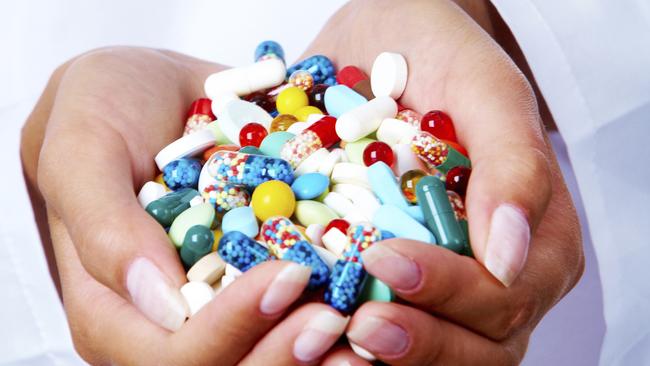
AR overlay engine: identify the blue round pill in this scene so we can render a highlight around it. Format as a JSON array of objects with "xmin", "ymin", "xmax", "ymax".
[{"xmin": 291, "ymin": 173, "xmax": 330, "ymax": 200}]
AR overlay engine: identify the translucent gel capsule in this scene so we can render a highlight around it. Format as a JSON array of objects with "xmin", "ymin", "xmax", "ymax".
[
  {"xmin": 270, "ymin": 114, "xmax": 298, "ymax": 133},
  {"xmin": 244, "ymin": 91, "xmax": 275, "ymax": 113},
  {"xmin": 309, "ymin": 84, "xmax": 329, "ymax": 112},
  {"xmin": 399, "ymin": 169, "xmax": 427, "ymax": 204},
  {"xmin": 201, "ymin": 182, "xmax": 250, "ymax": 214},
  {"xmin": 254, "ymin": 40, "xmax": 285, "ymax": 63},
  {"xmin": 288, "ymin": 70, "xmax": 315, "ymax": 93},
  {"xmin": 280, "ymin": 116, "xmax": 339, "ymax": 168},
  {"xmin": 410, "ymin": 131, "xmax": 471, "ymax": 174},
  {"xmin": 362, "ymin": 141, "xmax": 394, "ymax": 167},
  {"xmin": 218, "ymin": 231, "xmax": 272, "ymax": 272},
  {"xmin": 239, "ymin": 122, "xmax": 268, "ymax": 148},
  {"xmin": 206, "ymin": 150, "xmax": 294, "ymax": 188},
  {"xmin": 287, "ymin": 55, "xmax": 336, "ymax": 85},
  {"xmin": 420, "ymin": 110, "xmax": 457, "ymax": 142},
  {"xmin": 260, "ymin": 216, "xmax": 330, "ymax": 288},
  {"xmin": 183, "ymin": 98, "xmax": 215, "ymax": 136},
  {"xmin": 395, "ymin": 108, "xmax": 421, "ymax": 128},
  {"xmin": 445, "ymin": 166, "xmax": 471, "ymax": 197},
  {"xmin": 324, "ymin": 223, "xmax": 382, "ymax": 313}
]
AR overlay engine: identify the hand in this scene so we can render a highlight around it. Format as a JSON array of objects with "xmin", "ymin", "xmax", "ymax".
[
  {"xmin": 20, "ymin": 48, "xmax": 367, "ymax": 365},
  {"xmin": 302, "ymin": 0, "xmax": 584, "ymax": 364}
]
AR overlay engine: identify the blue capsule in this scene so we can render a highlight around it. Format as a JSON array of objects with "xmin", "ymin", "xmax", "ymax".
[
  {"xmin": 163, "ymin": 158, "xmax": 202, "ymax": 190},
  {"xmin": 206, "ymin": 150, "xmax": 294, "ymax": 188},
  {"xmin": 254, "ymin": 40, "xmax": 285, "ymax": 63},
  {"xmin": 287, "ymin": 55, "xmax": 336, "ymax": 86},
  {"xmin": 218, "ymin": 231, "xmax": 272, "ymax": 272},
  {"xmin": 282, "ymin": 241, "xmax": 330, "ymax": 289},
  {"xmin": 324, "ymin": 261, "xmax": 367, "ymax": 313}
]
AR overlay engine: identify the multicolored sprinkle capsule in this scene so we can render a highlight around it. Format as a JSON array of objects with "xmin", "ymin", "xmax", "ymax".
[
  {"xmin": 202, "ymin": 182, "xmax": 250, "ymax": 214},
  {"xmin": 206, "ymin": 150, "xmax": 294, "ymax": 188},
  {"xmin": 410, "ymin": 131, "xmax": 470, "ymax": 174}
]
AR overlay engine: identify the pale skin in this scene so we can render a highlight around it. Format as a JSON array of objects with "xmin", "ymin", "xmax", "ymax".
[{"xmin": 21, "ymin": 0, "xmax": 583, "ymax": 365}]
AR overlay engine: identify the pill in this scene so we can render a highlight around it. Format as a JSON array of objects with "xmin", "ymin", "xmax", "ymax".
[
  {"xmin": 311, "ymin": 244, "xmax": 337, "ymax": 269},
  {"xmin": 221, "ymin": 274, "xmax": 237, "ymax": 289},
  {"xmin": 337, "ymin": 65, "xmax": 374, "ymax": 100},
  {"xmin": 376, "ymin": 118, "xmax": 417, "ymax": 145},
  {"xmin": 420, "ymin": 110, "xmax": 458, "ymax": 142},
  {"xmin": 145, "ymin": 188, "xmax": 201, "ymax": 227},
  {"xmin": 367, "ymin": 162, "xmax": 409, "ymax": 209},
  {"xmin": 325, "ymin": 223, "xmax": 381, "ymax": 313},
  {"xmin": 344, "ymin": 138, "xmax": 376, "ymax": 165},
  {"xmin": 416, "ymin": 176, "xmax": 466, "ymax": 253},
  {"xmin": 155, "ymin": 128, "xmax": 216, "ymax": 171},
  {"xmin": 323, "ymin": 191, "xmax": 355, "ymax": 217},
  {"xmin": 293, "ymin": 105, "xmax": 322, "ymax": 122},
  {"xmin": 446, "ymin": 166, "xmax": 471, "ymax": 198},
  {"xmin": 370, "ymin": 52, "xmax": 408, "ymax": 99},
  {"xmin": 447, "ymin": 190, "xmax": 471, "ymax": 255},
  {"xmin": 251, "ymin": 180, "xmax": 296, "ymax": 221},
  {"xmin": 169, "ymin": 202, "xmax": 215, "ymax": 248},
  {"xmin": 305, "ymin": 223, "xmax": 325, "ymax": 247},
  {"xmin": 318, "ymin": 148, "xmax": 345, "ymax": 176},
  {"xmin": 308, "ymin": 84, "xmax": 329, "ymax": 111},
  {"xmin": 287, "ymin": 55, "xmax": 336, "ymax": 85},
  {"xmin": 280, "ymin": 115, "xmax": 338, "ymax": 168},
  {"xmin": 163, "ymin": 158, "xmax": 202, "ymax": 191},
  {"xmin": 206, "ymin": 150, "xmax": 294, "ymax": 188},
  {"xmin": 288, "ymin": 70, "xmax": 315, "ymax": 92},
  {"xmin": 221, "ymin": 206, "xmax": 259, "ymax": 238},
  {"xmin": 321, "ymin": 226, "xmax": 348, "ymax": 256},
  {"xmin": 358, "ymin": 275, "xmax": 394, "ymax": 303},
  {"xmin": 137, "ymin": 181, "xmax": 167, "ymax": 208},
  {"xmin": 331, "ymin": 163, "xmax": 371, "ymax": 189},
  {"xmin": 336, "ymin": 96, "xmax": 398, "ymax": 142},
  {"xmin": 404, "ymin": 204, "xmax": 425, "ymax": 224},
  {"xmin": 180, "ymin": 225, "xmax": 214, "ymax": 269},
  {"xmin": 210, "ymin": 92, "xmax": 240, "ymax": 118},
  {"xmin": 270, "ymin": 114, "xmax": 298, "ymax": 132},
  {"xmin": 183, "ymin": 98, "xmax": 215, "ymax": 136},
  {"xmin": 324, "ymin": 85, "xmax": 368, "ymax": 118},
  {"xmin": 286, "ymin": 121, "xmax": 310, "ymax": 134},
  {"xmin": 343, "ymin": 210, "xmax": 371, "ymax": 225},
  {"xmin": 411, "ymin": 131, "xmax": 471, "ymax": 174},
  {"xmin": 205, "ymin": 119, "xmax": 233, "ymax": 146},
  {"xmin": 254, "ymin": 40, "xmax": 285, "ymax": 63},
  {"xmin": 332, "ymin": 184, "xmax": 380, "ymax": 221},
  {"xmin": 276, "ymin": 86, "xmax": 309, "ymax": 115},
  {"xmin": 372, "ymin": 204, "xmax": 436, "ymax": 243},
  {"xmin": 216, "ymin": 99, "xmax": 273, "ymax": 145},
  {"xmin": 204, "ymin": 58, "xmax": 286, "ymax": 98},
  {"xmin": 295, "ymin": 200, "xmax": 339, "ymax": 227},
  {"xmin": 363, "ymin": 141, "xmax": 395, "ymax": 167},
  {"xmin": 186, "ymin": 252, "xmax": 226, "ymax": 285},
  {"xmin": 202, "ymin": 182, "xmax": 250, "ymax": 214},
  {"xmin": 239, "ymin": 122, "xmax": 268, "ymax": 148},
  {"xmin": 392, "ymin": 143, "xmax": 428, "ymax": 176},
  {"xmin": 181, "ymin": 281, "xmax": 215, "ymax": 316},
  {"xmin": 218, "ymin": 231, "xmax": 272, "ymax": 272},
  {"xmin": 225, "ymin": 263, "xmax": 243, "ymax": 277},
  {"xmin": 294, "ymin": 148, "xmax": 330, "ymax": 177},
  {"xmin": 291, "ymin": 173, "xmax": 329, "ymax": 200},
  {"xmin": 259, "ymin": 131, "xmax": 295, "ymax": 158}
]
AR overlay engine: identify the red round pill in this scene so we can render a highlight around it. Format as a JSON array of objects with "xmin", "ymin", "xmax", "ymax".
[
  {"xmin": 239, "ymin": 122, "xmax": 268, "ymax": 148},
  {"xmin": 446, "ymin": 166, "xmax": 471, "ymax": 197},
  {"xmin": 420, "ymin": 110, "xmax": 457, "ymax": 142},
  {"xmin": 363, "ymin": 141, "xmax": 395, "ymax": 167},
  {"xmin": 325, "ymin": 219, "xmax": 350, "ymax": 235}
]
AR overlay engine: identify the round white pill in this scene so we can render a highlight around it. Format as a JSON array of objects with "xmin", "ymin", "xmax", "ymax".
[
  {"xmin": 180, "ymin": 281, "xmax": 215, "ymax": 316},
  {"xmin": 154, "ymin": 128, "xmax": 215, "ymax": 171},
  {"xmin": 371, "ymin": 52, "xmax": 408, "ymax": 99}
]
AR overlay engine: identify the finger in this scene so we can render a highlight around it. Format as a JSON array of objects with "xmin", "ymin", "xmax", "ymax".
[
  {"xmin": 346, "ymin": 302, "xmax": 521, "ymax": 366},
  {"xmin": 239, "ymin": 303, "xmax": 349, "ymax": 365},
  {"xmin": 321, "ymin": 346, "xmax": 372, "ymax": 366},
  {"xmin": 171, "ymin": 261, "xmax": 313, "ymax": 365}
]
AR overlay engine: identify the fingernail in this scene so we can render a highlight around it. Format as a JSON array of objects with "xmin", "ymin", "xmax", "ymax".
[
  {"xmin": 346, "ymin": 316, "xmax": 409, "ymax": 356},
  {"xmin": 260, "ymin": 263, "xmax": 311, "ymax": 315},
  {"xmin": 361, "ymin": 244, "xmax": 420, "ymax": 291},
  {"xmin": 126, "ymin": 257, "xmax": 188, "ymax": 331},
  {"xmin": 293, "ymin": 311, "xmax": 349, "ymax": 362},
  {"xmin": 484, "ymin": 204, "xmax": 531, "ymax": 287}
]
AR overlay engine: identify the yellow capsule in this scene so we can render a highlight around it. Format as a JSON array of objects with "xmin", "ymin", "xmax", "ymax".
[
  {"xmin": 276, "ymin": 86, "xmax": 308, "ymax": 115},
  {"xmin": 294, "ymin": 105, "xmax": 322, "ymax": 122}
]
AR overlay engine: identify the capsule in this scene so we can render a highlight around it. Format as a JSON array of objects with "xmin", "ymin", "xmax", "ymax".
[
  {"xmin": 447, "ymin": 191, "xmax": 472, "ymax": 257},
  {"xmin": 280, "ymin": 116, "xmax": 339, "ymax": 168},
  {"xmin": 416, "ymin": 176, "xmax": 466, "ymax": 253},
  {"xmin": 183, "ymin": 98, "xmax": 215, "ymax": 136},
  {"xmin": 180, "ymin": 225, "xmax": 214, "ymax": 270},
  {"xmin": 254, "ymin": 40, "xmax": 285, "ymax": 63},
  {"xmin": 260, "ymin": 216, "xmax": 330, "ymax": 289},
  {"xmin": 336, "ymin": 65, "xmax": 374, "ymax": 100},
  {"xmin": 145, "ymin": 188, "xmax": 200, "ymax": 227},
  {"xmin": 204, "ymin": 58, "xmax": 286, "ymax": 98},
  {"xmin": 206, "ymin": 150, "xmax": 294, "ymax": 188},
  {"xmin": 286, "ymin": 55, "xmax": 336, "ymax": 85},
  {"xmin": 218, "ymin": 231, "xmax": 272, "ymax": 272},
  {"xmin": 335, "ymin": 96, "xmax": 398, "ymax": 143},
  {"xmin": 410, "ymin": 131, "xmax": 471, "ymax": 174},
  {"xmin": 201, "ymin": 182, "xmax": 250, "ymax": 214},
  {"xmin": 324, "ymin": 223, "xmax": 382, "ymax": 313}
]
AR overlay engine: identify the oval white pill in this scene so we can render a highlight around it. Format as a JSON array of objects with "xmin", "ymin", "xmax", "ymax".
[
  {"xmin": 155, "ymin": 128, "xmax": 215, "ymax": 171},
  {"xmin": 323, "ymin": 191, "xmax": 355, "ymax": 217},
  {"xmin": 371, "ymin": 52, "xmax": 408, "ymax": 99},
  {"xmin": 138, "ymin": 181, "xmax": 167, "ymax": 208},
  {"xmin": 180, "ymin": 281, "xmax": 215, "ymax": 316},
  {"xmin": 376, "ymin": 118, "xmax": 417, "ymax": 145},
  {"xmin": 331, "ymin": 162, "xmax": 371, "ymax": 188},
  {"xmin": 335, "ymin": 97, "xmax": 398, "ymax": 142},
  {"xmin": 186, "ymin": 252, "xmax": 226, "ymax": 285},
  {"xmin": 343, "ymin": 209, "xmax": 370, "ymax": 225},
  {"xmin": 211, "ymin": 92, "xmax": 239, "ymax": 116}
]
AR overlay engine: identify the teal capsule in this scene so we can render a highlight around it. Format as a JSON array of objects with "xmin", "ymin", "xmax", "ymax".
[
  {"xmin": 415, "ymin": 176, "xmax": 466, "ymax": 253},
  {"xmin": 145, "ymin": 188, "xmax": 200, "ymax": 227},
  {"xmin": 239, "ymin": 146, "xmax": 265, "ymax": 155},
  {"xmin": 180, "ymin": 225, "xmax": 214, "ymax": 269}
]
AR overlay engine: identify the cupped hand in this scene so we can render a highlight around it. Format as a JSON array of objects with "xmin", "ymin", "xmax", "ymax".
[{"xmin": 302, "ymin": 0, "xmax": 584, "ymax": 364}]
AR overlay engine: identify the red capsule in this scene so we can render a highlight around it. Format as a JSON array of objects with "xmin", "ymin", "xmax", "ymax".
[
  {"xmin": 363, "ymin": 141, "xmax": 395, "ymax": 167},
  {"xmin": 420, "ymin": 110, "xmax": 457, "ymax": 142},
  {"xmin": 239, "ymin": 122, "xmax": 268, "ymax": 148},
  {"xmin": 446, "ymin": 166, "xmax": 471, "ymax": 197},
  {"xmin": 325, "ymin": 219, "xmax": 350, "ymax": 235}
]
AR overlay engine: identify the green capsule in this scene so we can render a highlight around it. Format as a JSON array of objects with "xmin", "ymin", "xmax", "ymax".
[
  {"xmin": 416, "ymin": 176, "xmax": 466, "ymax": 253},
  {"xmin": 358, "ymin": 275, "xmax": 394, "ymax": 303},
  {"xmin": 180, "ymin": 225, "xmax": 214, "ymax": 269},
  {"xmin": 145, "ymin": 188, "xmax": 200, "ymax": 227}
]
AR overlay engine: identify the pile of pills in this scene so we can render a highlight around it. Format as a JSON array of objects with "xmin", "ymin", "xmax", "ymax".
[{"xmin": 138, "ymin": 40, "xmax": 472, "ymax": 334}]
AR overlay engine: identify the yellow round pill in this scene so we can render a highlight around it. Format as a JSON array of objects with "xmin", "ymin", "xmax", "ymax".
[
  {"xmin": 293, "ymin": 105, "xmax": 322, "ymax": 122},
  {"xmin": 276, "ymin": 86, "xmax": 308, "ymax": 115},
  {"xmin": 251, "ymin": 180, "xmax": 296, "ymax": 221}
]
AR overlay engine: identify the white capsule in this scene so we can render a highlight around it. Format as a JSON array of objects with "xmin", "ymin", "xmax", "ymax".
[
  {"xmin": 204, "ymin": 58, "xmax": 286, "ymax": 98},
  {"xmin": 376, "ymin": 118, "xmax": 417, "ymax": 145},
  {"xmin": 331, "ymin": 163, "xmax": 371, "ymax": 188},
  {"xmin": 335, "ymin": 96, "xmax": 398, "ymax": 142},
  {"xmin": 371, "ymin": 52, "xmax": 408, "ymax": 99},
  {"xmin": 318, "ymin": 148, "xmax": 346, "ymax": 177},
  {"xmin": 180, "ymin": 281, "xmax": 215, "ymax": 316}
]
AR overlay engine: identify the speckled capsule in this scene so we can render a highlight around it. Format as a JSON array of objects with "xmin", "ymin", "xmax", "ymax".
[
  {"xmin": 254, "ymin": 40, "xmax": 285, "ymax": 63},
  {"xmin": 206, "ymin": 150, "xmax": 294, "ymax": 188},
  {"xmin": 287, "ymin": 55, "xmax": 336, "ymax": 86},
  {"xmin": 163, "ymin": 158, "xmax": 202, "ymax": 190},
  {"xmin": 201, "ymin": 182, "xmax": 250, "ymax": 214},
  {"xmin": 217, "ymin": 231, "xmax": 272, "ymax": 272}
]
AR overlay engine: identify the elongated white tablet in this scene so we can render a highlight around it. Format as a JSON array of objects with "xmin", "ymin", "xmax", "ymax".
[
  {"xmin": 335, "ymin": 96, "xmax": 397, "ymax": 142},
  {"xmin": 217, "ymin": 99, "xmax": 272, "ymax": 145},
  {"xmin": 204, "ymin": 58, "xmax": 286, "ymax": 98},
  {"xmin": 317, "ymin": 148, "xmax": 345, "ymax": 177},
  {"xmin": 186, "ymin": 252, "xmax": 226, "ymax": 285},
  {"xmin": 371, "ymin": 52, "xmax": 408, "ymax": 99},
  {"xmin": 180, "ymin": 281, "xmax": 215, "ymax": 316},
  {"xmin": 376, "ymin": 118, "xmax": 418, "ymax": 145},
  {"xmin": 332, "ymin": 184, "xmax": 380, "ymax": 219},
  {"xmin": 342, "ymin": 209, "xmax": 371, "ymax": 225},
  {"xmin": 138, "ymin": 181, "xmax": 167, "ymax": 208},
  {"xmin": 323, "ymin": 191, "xmax": 355, "ymax": 217},
  {"xmin": 295, "ymin": 148, "xmax": 330, "ymax": 176},
  {"xmin": 155, "ymin": 128, "xmax": 215, "ymax": 170},
  {"xmin": 331, "ymin": 162, "xmax": 371, "ymax": 188}
]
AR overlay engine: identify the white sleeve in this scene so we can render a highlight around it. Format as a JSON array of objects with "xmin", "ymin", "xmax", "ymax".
[{"xmin": 489, "ymin": 1, "xmax": 650, "ymax": 365}]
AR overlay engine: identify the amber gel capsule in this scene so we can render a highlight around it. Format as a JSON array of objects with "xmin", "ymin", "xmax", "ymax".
[{"xmin": 415, "ymin": 176, "xmax": 466, "ymax": 253}]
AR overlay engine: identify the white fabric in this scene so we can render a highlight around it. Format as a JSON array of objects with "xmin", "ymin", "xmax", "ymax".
[{"xmin": 490, "ymin": 1, "xmax": 650, "ymax": 365}]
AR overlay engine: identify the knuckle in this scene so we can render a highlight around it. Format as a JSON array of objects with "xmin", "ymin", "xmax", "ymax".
[{"xmin": 495, "ymin": 296, "xmax": 539, "ymax": 341}]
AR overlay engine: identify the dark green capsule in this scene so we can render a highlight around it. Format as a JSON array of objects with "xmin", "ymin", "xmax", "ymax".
[
  {"xmin": 145, "ymin": 188, "xmax": 200, "ymax": 227},
  {"xmin": 437, "ymin": 145, "xmax": 471, "ymax": 174},
  {"xmin": 180, "ymin": 225, "xmax": 214, "ymax": 269},
  {"xmin": 416, "ymin": 176, "xmax": 466, "ymax": 253}
]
